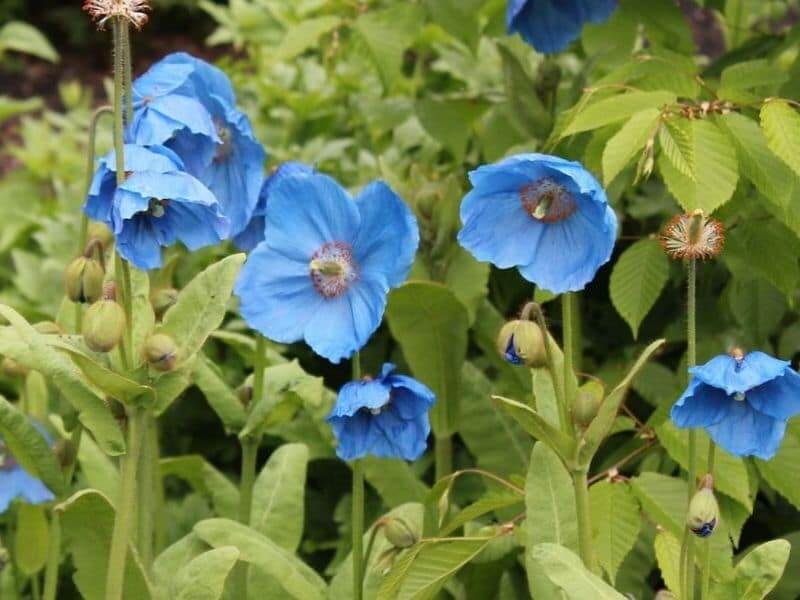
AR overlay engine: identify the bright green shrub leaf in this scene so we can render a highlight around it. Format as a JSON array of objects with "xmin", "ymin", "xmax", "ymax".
[
  {"xmin": 602, "ymin": 109, "xmax": 660, "ymax": 185},
  {"xmin": 772, "ymin": 531, "xmax": 800, "ymax": 600},
  {"xmin": 386, "ymin": 282, "xmax": 469, "ymax": 436},
  {"xmin": 160, "ymin": 456, "xmax": 239, "ymax": 520},
  {"xmin": 14, "ymin": 504, "xmax": 49, "ymax": 575},
  {"xmin": 173, "ymin": 546, "xmax": 239, "ymax": 600},
  {"xmin": 0, "ymin": 21, "xmax": 58, "ymax": 62},
  {"xmin": 530, "ymin": 543, "xmax": 625, "ymax": 599},
  {"xmin": 563, "ymin": 90, "xmax": 675, "ymax": 136},
  {"xmin": 250, "ymin": 443, "xmax": 309, "ymax": 552},
  {"xmin": 710, "ymin": 540, "xmax": 791, "ymax": 600},
  {"xmin": 0, "ymin": 95, "xmax": 43, "ymax": 123},
  {"xmin": 658, "ymin": 117, "xmax": 696, "ymax": 180},
  {"xmin": 658, "ymin": 119, "xmax": 739, "ymax": 213},
  {"xmin": 756, "ymin": 421, "xmax": 800, "ymax": 510},
  {"xmin": 275, "ymin": 16, "xmax": 340, "ymax": 60},
  {"xmin": 654, "ymin": 529, "xmax": 682, "ymax": 596},
  {"xmin": 609, "ymin": 239, "xmax": 669, "ymax": 339},
  {"xmin": 394, "ymin": 539, "xmax": 491, "ymax": 599},
  {"xmin": 719, "ymin": 59, "xmax": 788, "ymax": 102},
  {"xmin": 589, "ymin": 481, "xmax": 641, "ymax": 584},
  {"xmin": 425, "ymin": 0, "xmax": 481, "ymax": 50},
  {"xmin": 191, "ymin": 354, "xmax": 246, "ymax": 434},
  {"xmin": 761, "ymin": 100, "xmax": 800, "ymax": 179}
]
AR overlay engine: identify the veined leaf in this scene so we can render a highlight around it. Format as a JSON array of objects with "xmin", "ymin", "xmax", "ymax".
[
  {"xmin": 14, "ymin": 504, "xmax": 49, "ymax": 575},
  {"xmin": 654, "ymin": 529, "xmax": 682, "ymax": 595},
  {"xmin": 609, "ymin": 239, "xmax": 669, "ymax": 339},
  {"xmin": 756, "ymin": 420, "xmax": 800, "ymax": 510},
  {"xmin": 563, "ymin": 90, "xmax": 675, "ymax": 136},
  {"xmin": 658, "ymin": 117, "xmax": 695, "ymax": 180},
  {"xmin": 160, "ymin": 456, "xmax": 239, "ymax": 520},
  {"xmin": 275, "ymin": 16, "xmax": 340, "ymax": 60},
  {"xmin": 761, "ymin": 100, "xmax": 800, "ymax": 178},
  {"xmin": 710, "ymin": 540, "xmax": 791, "ymax": 600},
  {"xmin": 526, "ymin": 443, "xmax": 578, "ymax": 552},
  {"xmin": 719, "ymin": 59, "xmax": 787, "ymax": 102},
  {"xmin": 602, "ymin": 109, "xmax": 660, "ymax": 185},
  {"xmin": 590, "ymin": 481, "xmax": 641, "ymax": 584},
  {"xmin": 152, "ymin": 533, "xmax": 209, "ymax": 599},
  {"xmin": 493, "ymin": 396, "xmax": 576, "ymax": 464},
  {"xmin": 530, "ymin": 543, "xmax": 625, "ymax": 599},
  {"xmin": 173, "ymin": 546, "xmax": 239, "ymax": 600},
  {"xmin": 441, "ymin": 490, "xmax": 522, "ymax": 536}
]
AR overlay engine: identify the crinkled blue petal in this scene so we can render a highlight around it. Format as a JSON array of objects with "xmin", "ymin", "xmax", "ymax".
[
  {"xmin": 353, "ymin": 181, "xmax": 419, "ymax": 286},
  {"xmin": 161, "ymin": 199, "xmax": 230, "ymax": 250},
  {"xmin": 745, "ymin": 369, "xmax": 800, "ymax": 421},
  {"xmin": 232, "ymin": 216, "xmax": 266, "ymax": 252},
  {"xmin": 690, "ymin": 352, "xmax": 791, "ymax": 395},
  {"xmin": 133, "ymin": 60, "xmax": 195, "ymax": 101},
  {"xmin": 705, "ymin": 400, "xmax": 787, "ymax": 460},
  {"xmin": 576, "ymin": 0, "xmax": 618, "ymax": 23},
  {"xmin": 129, "ymin": 94, "xmax": 218, "ymax": 150},
  {"xmin": 115, "ymin": 217, "xmax": 168, "ymax": 270},
  {"xmin": 507, "ymin": 0, "xmax": 616, "ymax": 53},
  {"xmin": 327, "ymin": 412, "xmax": 373, "ymax": 461},
  {"xmin": 670, "ymin": 378, "xmax": 733, "ymax": 428},
  {"xmin": 372, "ymin": 406, "xmax": 429, "ymax": 461},
  {"xmin": 328, "ymin": 379, "xmax": 391, "ymax": 418}
]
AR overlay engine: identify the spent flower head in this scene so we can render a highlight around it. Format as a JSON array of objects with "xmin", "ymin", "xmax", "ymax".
[
  {"xmin": 83, "ymin": 0, "xmax": 150, "ymax": 30},
  {"xmin": 660, "ymin": 209, "xmax": 724, "ymax": 261}
]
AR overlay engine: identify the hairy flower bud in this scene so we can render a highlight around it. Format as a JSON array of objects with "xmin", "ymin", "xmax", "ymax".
[
  {"xmin": 383, "ymin": 518, "xmax": 417, "ymax": 549},
  {"xmin": 143, "ymin": 333, "xmax": 178, "ymax": 372},
  {"xmin": 1, "ymin": 357, "xmax": 29, "ymax": 378},
  {"xmin": 64, "ymin": 256, "xmax": 105, "ymax": 304},
  {"xmin": 151, "ymin": 288, "xmax": 178, "ymax": 319},
  {"xmin": 53, "ymin": 438, "xmax": 77, "ymax": 469},
  {"xmin": 496, "ymin": 320, "xmax": 547, "ymax": 367},
  {"xmin": 573, "ymin": 388, "xmax": 602, "ymax": 429},
  {"xmin": 87, "ymin": 222, "xmax": 113, "ymax": 249},
  {"xmin": 82, "ymin": 293, "xmax": 126, "ymax": 353},
  {"xmin": 687, "ymin": 475, "xmax": 719, "ymax": 538}
]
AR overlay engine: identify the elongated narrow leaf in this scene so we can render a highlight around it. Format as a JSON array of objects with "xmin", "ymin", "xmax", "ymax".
[
  {"xmin": 589, "ymin": 481, "xmax": 641, "ymax": 584},
  {"xmin": 603, "ymin": 109, "xmax": 660, "ymax": 184},
  {"xmin": 441, "ymin": 490, "xmax": 522, "ymax": 536},
  {"xmin": 609, "ymin": 240, "xmax": 669, "ymax": 338},
  {"xmin": 193, "ymin": 354, "xmax": 246, "ymax": 434},
  {"xmin": 362, "ymin": 456, "xmax": 429, "ymax": 506},
  {"xmin": 14, "ymin": 504, "xmax": 49, "ymax": 575},
  {"xmin": 160, "ymin": 456, "xmax": 239, "ymax": 520},
  {"xmin": 530, "ymin": 543, "xmax": 625, "ymax": 599},
  {"xmin": 152, "ymin": 533, "xmax": 209, "ymax": 599},
  {"xmin": 563, "ymin": 90, "xmax": 675, "ymax": 136},
  {"xmin": 761, "ymin": 100, "xmax": 800, "ymax": 178},
  {"xmin": 526, "ymin": 443, "xmax": 578, "ymax": 551},
  {"xmin": 493, "ymin": 396, "xmax": 575, "ymax": 465},
  {"xmin": 173, "ymin": 546, "xmax": 239, "ymax": 600}
]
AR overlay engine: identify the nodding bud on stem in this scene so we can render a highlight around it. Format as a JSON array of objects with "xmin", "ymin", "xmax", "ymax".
[
  {"xmin": 383, "ymin": 518, "xmax": 417, "ymax": 549},
  {"xmin": 82, "ymin": 283, "xmax": 126, "ymax": 353},
  {"xmin": 151, "ymin": 287, "xmax": 178, "ymax": 319},
  {"xmin": 687, "ymin": 474, "xmax": 719, "ymax": 538},
  {"xmin": 65, "ymin": 256, "xmax": 105, "ymax": 304},
  {"xmin": 87, "ymin": 222, "xmax": 113, "ymax": 249},
  {"xmin": 143, "ymin": 333, "xmax": 178, "ymax": 372},
  {"xmin": 496, "ymin": 320, "xmax": 547, "ymax": 367},
  {"xmin": 572, "ymin": 387, "xmax": 602, "ymax": 429}
]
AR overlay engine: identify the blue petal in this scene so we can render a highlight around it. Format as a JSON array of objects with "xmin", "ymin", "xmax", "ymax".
[
  {"xmin": 328, "ymin": 412, "xmax": 373, "ymax": 461},
  {"xmin": 130, "ymin": 94, "xmax": 218, "ymax": 148},
  {"xmin": 691, "ymin": 352, "xmax": 790, "ymax": 395},
  {"xmin": 705, "ymin": 400, "xmax": 787, "ymax": 460},
  {"xmin": 133, "ymin": 59, "xmax": 195, "ymax": 101},
  {"xmin": 372, "ymin": 407, "xmax": 429, "ymax": 461},
  {"xmin": 101, "ymin": 144, "xmax": 183, "ymax": 175},
  {"xmin": 576, "ymin": 0, "xmax": 618, "ymax": 23},
  {"xmin": 353, "ymin": 181, "xmax": 419, "ymax": 287},
  {"xmin": 670, "ymin": 379, "xmax": 733, "ymax": 428},
  {"xmin": 162, "ymin": 201, "xmax": 230, "ymax": 250},
  {"xmin": 327, "ymin": 379, "xmax": 391, "ymax": 418},
  {"xmin": 15, "ymin": 470, "xmax": 55, "ymax": 505},
  {"xmin": 507, "ymin": 0, "xmax": 585, "ymax": 54},
  {"xmin": 745, "ymin": 369, "xmax": 800, "ymax": 420},
  {"xmin": 233, "ymin": 215, "xmax": 266, "ymax": 252},
  {"xmin": 0, "ymin": 470, "xmax": 17, "ymax": 513},
  {"xmin": 384, "ymin": 375, "xmax": 436, "ymax": 420},
  {"xmin": 161, "ymin": 52, "xmax": 237, "ymax": 109},
  {"xmin": 116, "ymin": 217, "xmax": 166, "ymax": 270}
]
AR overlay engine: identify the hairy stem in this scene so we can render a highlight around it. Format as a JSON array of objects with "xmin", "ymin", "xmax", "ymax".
[
  {"xmin": 572, "ymin": 467, "xmax": 596, "ymax": 570},
  {"xmin": 701, "ymin": 442, "xmax": 717, "ymax": 599},
  {"xmin": 683, "ymin": 258, "xmax": 698, "ymax": 600}
]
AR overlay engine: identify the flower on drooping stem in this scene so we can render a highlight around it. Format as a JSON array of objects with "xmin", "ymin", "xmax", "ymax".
[
  {"xmin": 326, "ymin": 363, "xmax": 435, "ymax": 461},
  {"xmin": 234, "ymin": 171, "xmax": 418, "ymax": 363},
  {"xmin": 660, "ymin": 209, "xmax": 724, "ymax": 261},
  {"xmin": 458, "ymin": 153, "xmax": 617, "ymax": 294},
  {"xmin": 687, "ymin": 474, "xmax": 720, "ymax": 538},
  {"xmin": 507, "ymin": 0, "xmax": 618, "ymax": 54},
  {"xmin": 0, "ymin": 421, "xmax": 55, "ymax": 513},
  {"xmin": 671, "ymin": 348, "xmax": 800, "ymax": 459},
  {"xmin": 83, "ymin": 0, "xmax": 150, "ymax": 30}
]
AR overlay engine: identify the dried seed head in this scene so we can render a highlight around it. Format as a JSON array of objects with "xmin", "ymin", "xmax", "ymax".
[
  {"xmin": 83, "ymin": 0, "xmax": 150, "ymax": 30},
  {"xmin": 660, "ymin": 210, "xmax": 724, "ymax": 261}
]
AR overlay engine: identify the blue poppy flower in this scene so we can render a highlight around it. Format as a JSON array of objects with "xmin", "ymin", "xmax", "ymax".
[
  {"xmin": 233, "ymin": 162, "xmax": 316, "ymax": 252},
  {"xmin": 458, "ymin": 153, "xmax": 616, "ymax": 294},
  {"xmin": 234, "ymin": 172, "xmax": 418, "ymax": 363},
  {"xmin": 0, "ymin": 424, "xmax": 55, "ymax": 513},
  {"xmin": 132, "ymin": 52, "xmax": 266, "ymax": 238},
  {"xmin": 85, "ymin": 144, "xmax": 230, "ymax": 270},
  {"xmin": 671, "ymin": 351, "xmax": 800, "ymax": 460},
  {"xmin": 326, "ymin": 363, "xmax": 436, "ymax": 461},
  {"xmin": 507, "ymin": 0, "xmax": 618, "ymax": 54}
]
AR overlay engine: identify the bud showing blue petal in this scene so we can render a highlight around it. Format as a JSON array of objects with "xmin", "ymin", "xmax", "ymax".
[
  {"xmin": 687, "ymin": 475, "xmax": 719, "ymax": 538},
  {"xmin": 143, "ymin": 333, "xmax": 178, "ymax": 372},
  {"xmin": 496, "ymin": 320, "xmax": 547, "ymax": 367}
]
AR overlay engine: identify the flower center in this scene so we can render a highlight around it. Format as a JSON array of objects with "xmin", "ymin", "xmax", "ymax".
[
  {"xmin": 148, "ymin": 198, "xmax": 169, "ymax": 218},
  {"xmin": 520, "ymin": 178, "xmax": 576, "ymax": 223},
  {"xmin": 309, "ymin": 241, "xmax": 358, "ymax": 298},
  {"xmin": 734, "ymin": 392, "xmax": 746, "ymax": 402},
  {"xmin": 214, "ymin": 120, "xmax": 233, "ymax": 162}
]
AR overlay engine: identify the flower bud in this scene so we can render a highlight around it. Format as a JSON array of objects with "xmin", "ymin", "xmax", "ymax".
[
  {"xmin": 1, "ymin": 357, "xmax": 29, "ymax": 378},
  {"xmin": 143, "ymin": 333, "xmax": 178, "ymax": 372},
  {"xmin": 687, "ymin": 475, "xmax": 719, "ymax": 538},
  {"xmin": 53, "ymin": 438, "xmax": 77, "ymax": 469},
  {"xmin": 106, "ymin": 398, "xmax": 127, "ymax": 425},
  {"xmin": 383, "ymin": 518, "xmax": 417, "ymax": 549},
  {"xmin": 82, "ymin": 294, "xmax": 126, "ymax": 353},
  {"xmin": 87, "ymin": 222, "xmax": 113, "ymax": 249},
  {"xmin": 573, "ymin": 388, "xmax": 602, "ymax": 429},
  {"xmin": 496, "ymin": 320, "xmax": 547, "ymax": 367},
  {"xmin": 64, "ymin": 256, "xmax": 105, "ymax": 304},
  {"xmin": 237, "ymin": 384, "xmax": 253, "ymax": 408},
  {"xmin": 151, "ymin": 287, "xmax": 178, "ymax": 319},
  {"xmin": 33, "ymin": 321, "xmax": 62, "ymax": 335}
]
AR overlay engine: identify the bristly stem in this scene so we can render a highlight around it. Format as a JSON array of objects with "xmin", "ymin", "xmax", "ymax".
[
  {"xmin": 561, "ymin": 293, "xmax": 577, "ymax": 422},
  {"xmin": 351, "ymin": 352, "xmax": 365, "ymax": 600},
  {"xmin": 682, "ymin": 258, "xmax": 698, "ymax": 600}
]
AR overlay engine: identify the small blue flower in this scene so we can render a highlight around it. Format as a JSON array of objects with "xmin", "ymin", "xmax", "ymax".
[
  {"xmin": 671, "ymin": 350, "xmax": 800, "ymax": 460},
  {"xmin": 458, "ymin": 153, "xmax": 616, "ymax": 294},
  {"xmin": 234, "ymin": 171, "xmax": 418, "ymax": 363},
  {"xmin": 85, "ymin": 144, "xmax": 230, "ymax": 270},
  {"xmin": 132, "ymin": 52, "xmax": 266, "ymax": 238},
  {"xmin": 507, "ymin": 0, "xmax": 617, "ymax": 54},
  {"xmin": 0, "ymin": 424, "xmax": 55, "ymax": 513},
  {"xmin": 233, "ymin": 162, "xmax": 316, "ymax": 252},
  {"xmin": 327, "ymin": 363, "xmax": 435, "ymax": 461}
]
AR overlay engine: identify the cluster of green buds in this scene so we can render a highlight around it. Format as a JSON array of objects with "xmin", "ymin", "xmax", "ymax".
[
  {"xmin": 687, "ymin": 474, "xmax": 720, "ymax": 538},
  {"xmin": 496, "ymin": 303, "xmax": 548, "ymax": 368},
  {"xmin": 83, "ymin": 282, "xmax": 126, "ymax": 353},
  {"xmin": 143, "ymin": 333, "xmax": 178, "ymax": 372},
  {"xmin": 372, "ymin": 517, "xmax": 418, "ymax": 575}
]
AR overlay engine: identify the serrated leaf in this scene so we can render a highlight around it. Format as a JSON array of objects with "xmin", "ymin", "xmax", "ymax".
[
  {"xmin": 609, "ymin": 239, "xmax": 669, "ymax": 338},
  {"xmin": 719, "ymin": 59, "xmax": 787, "ymax": 102},
  {"xmin": 761, "ymin": 100, "xmax": 800, "ymax": 178},
  {"xmin": 654, "ymin": 529, "xmax": 682, "ymax": 595},
  {"xmin": 173, "ymin": 546, "xmax": 239, "ymax": 600},
  {"xmin": 563, "ymin": 90, "xmax": 675, "ymax": 136},
  {"xmin": 530, "ymin": 543, "xmax": 625, "ymax": 599},
  {"xmin": 658, "ymin": 117, "xmax": 695, "ymax": 180},
  {"xmin": 14, "ymin": 504, "xmax": 49, "ymax": 575},
  {"xmin": 658, "ymin": 119, "xmax": 739, "ymax": 213},
  {"xmin": 395, "ymin": 539, "xmax": 491, "ymax": 599},
  {"xmin": 602, "ymin": 109, "xmax": 660, "ymax": 185},
  {"xmin": 711, "ymin": 540, "xmax": 791, "ymax": 600},
  {"xmin": 590, "ymin": 481, "xmax": 641, "ymax": 584}
]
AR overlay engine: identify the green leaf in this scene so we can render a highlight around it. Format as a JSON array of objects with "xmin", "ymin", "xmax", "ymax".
[
  {"xmin": 711, "ymin": 540, "xmax": 791, "ymax": 600},
  {"xmin": 416, "ymin": 97, "xmax": 488, "ymax": 160},
  {"xmin": 727, "ymin": 277, "xmax": 787, "ymax": 345},
  {"xmin": 158, "ymin": 254, "xmax": 245, "ymax": 367},
  {"xmin": 658, "ymin": 117, "xmax": 696, "ymax": 180},
  {"xmin": 386, "ymin": 282, "xmax": 469, "ymax": 436},
  {"xmin": 441, "ymin": 490, "xmax": 522, "ymax": 536},
  {"xmin": 658, "ymin": 119, "xmax": 739, "ymax": 213},
  {"xmin": 756, "ymin": 420, "xmax": 800, "ymax": 510},
  {"xmin": 173, "ymin": 546, "xmax": 239, "ymax": 600},
  {"xmin": 0, "ymin": 95, "xmax": 43, "ymax": 123},
  {"xmin": 654, "ymin": 529, "xmax": 682, "ymax": 595},
  {"xmin": 771, "ymin": 531, "xmax": 800, "ymax": 600},
  {"xmin": 602, "ymin": 109, "xmax": 660, "ymax": 185},
  {"xmin": 250, "ymin": 443, "xmax": 309, "ymax": 552},
  {"xmin": 425, "ymin": 0, "xmax": 480, "ymax": 49},
  {"xmin": 761, "ymin": 100, "xmax": 800, "ymax": 179},
  {"xmin": 492, "ymin": 396, "xmax": 576, "ymax": 464},
  {"xmin": 0, "ymin": 21, "xmax": 58, "ymax": 62},
  {"xmin": 160, "ymin": 456, "xmax": 240, "ymax": 520},
  {"xmin": 530, "ymin": 543, "xmax": 625, "ymax": 599},
  {"xmin": 719, "ymin": 59, "xmax": 787, "ymax": 102},
  {"xmin": 59, "ymin": 490, "xmax": 152, "ymax": 600},
  {"xmin": 609, "ymin": 239, "xmax": 669, "ymax": 338},
  {"xmin": 362, "ymin": 457, "xmax": 429, "ymax": 506},
  {"xmin": 442, "ymin": 246, "xmax": 489, "ymax": 326},
  {"xmin": 563, "ymin": 91, "xmax": 675, "ymax": 136},
  {"xmin": 394, "ymin": 539, "xmax": 492, "ymax": 599},
  {"xmin": 194, "ymin": 518, "xmax": 327, "ymax": 600},
  {"xmin": 496, "ymin": 44, "xmax": 551, "ymax": 139},
  {"xmin": 14, "ymin": 504, "xmax": 49, "ymax": 575},
  {"xmin": 152, "ymin": 533, "xmax": 209, "ymax": 599},
  {"xmin": 0, "ymin": 395, "xmax": 65, "ymax": 496},
  {"xmin": 526, "ymin": 442, "xmax": 578, "ymax": 551},
  {"xmin": 275, "ymin": 16, "xmax": 340, "ymax": 60},
  {"xmin": 589, "ymin": 481, "xmax": 641, "ymax": 584}
]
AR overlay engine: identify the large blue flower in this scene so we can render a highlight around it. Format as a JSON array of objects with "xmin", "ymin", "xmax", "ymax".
[
  {"xmin": 507, "ymin": 0, "xmax": 617, "ymax": 54},
  {"xmin": 327, "ymin": 363, "xmax": 435, "ymax": 461},
  {"xmin": 458, "ymin": 153, "xmax": 616, "ymax": 294},
  {"xmin": 85, "ymin": 144, "xmax": 229, "ymax": 270},
  {"xmin": 0, "ymin": 424, "xmax": 55, "ymax": 513},
  {"xmin": 233, "ymin": 162, "xmax": 316, "ymax": 252},
  {"xmin": 234, "ymin": 171, "xmax": 418, "ymax": 363},
  {"xmin": 132, "ymin": 52, "xmax": 266, "ymax": 238},
  {"xmin": 671, "ymin": 351, "xmax": 800, "ymax": 460}
]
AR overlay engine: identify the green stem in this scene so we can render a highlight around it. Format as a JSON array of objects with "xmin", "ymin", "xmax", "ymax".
[
  {"xmin": 528, "ymin": 303, "xmax": 569, "ymax": 432},
  {"xmin": 435, "ymin": 437, "xmax": 453, "ymax": 482},
  {"xmin": 137, "ymin": 411, "xmax": 155, "ymax": 571},
  {"xmin": 112, "ymin": 19, "xmax": 125, "ymax": 188},
  {"xmin": 571, "ymin": 467, "xmax": 596, "ymax": 570},
  {"xmin": 120, "ymin": 259, "xmax": 134, "ymax": 363},
  {"xmin": 42, "ymin": 512, "xmax": 60, "ymax": 600},
  {"xmin": 363, "ymin": 521, "xmax": 385, "ymax": 575},
  {"xmin": 32, "ymin": 574, "xmax": 41, "ymax": 600},
  {"xmin": 701, "ymin": 442, "xmax": 716, "ymax": 599},
  {"xmin": 120, "ymin": 23, "xmax": 133, "ymax": 124},
  {"xmin": 151, "ymin": 421, "xmax": 166, "ymax": 557},
  {"xmin": 352, "ymin": 459, "xmax": 365, "ymax": 600},
  {"xmin": 562, "ymin": 293, "xmax": 577, "ymax": 420},
  {"xmin": 104, "ymin": 407, "xmax": 145, "ymax": 600},
  {"xmin": 685, "ymin": 258, "xmax": 698, "ymax": 600}
]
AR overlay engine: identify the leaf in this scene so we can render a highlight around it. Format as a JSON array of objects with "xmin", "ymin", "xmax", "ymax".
[
  {"xmin": 59, "ymin": 490, "xmax": 152, "ymax": 600},
  {"xmin": 14, "ymin": 504, "xmax": 49, "ymax": 575},
  {"xmin": 727, "ymin": 277, "xmax": 787, "ymax": 345},
  {"xmin": 0, "ymin": 21, "xmax": 58, "ymax": 62},
  {"xmin": 158, "ymin": 254, "xmax": 245, "ymax": 367},
  {"xmin": 193, "ymin": 354, "xmax": 247, "ymax": 434},
  {"xmin": 0, "ymin": 395, "xmax": 64, "ymax": 496},
  {"xmin": 424, "ymin": 0, "xmax": 480, "ymax": 49},
  {"xmin": 173, "ymin": 546, "xmax": 239, "ymax": 600},
  {"xmin": 0, "ymin": 95, "xmax": 43, "ymax": 123},
  {"xmin": 761, "ymin": 100, "xmax": 800, "ymax": 179},
  {"xmin": 589, "ymin": 481, "xmax": 641, "ymax": 584},
  {"xmin": 563, "ymin": 90, "xmax": 675, "ymax": 136},
  {"xmin": 609, "ymin": 239, "xmax": 669, "ymax": 338},
  {"xmin": 386, "ymin": 282, "xmax": 469, "ymax": 436},
  {"xmin": 771, "ymin": 531, "xmax": 800, "ymax": 600},
  {"xmin": 658, "ymin": 117, "xmax": 696, "ymax": 180},
  {"xmin": 654, "ymin": 529, "xmax": 682, "ymax": 595},
  {"xmin": 160, "ymin": 456, "xmax": 240, "ymax": 520},
  {"xmin": 415, "ymin": 97, "xmax": 489, "ymax": 160},
  {"xmin": 756, "ymin": 420, "xmax": 800, "ymax": 510},
  {"xmin": 496, "ymin": 44, "xmax": 551, "ymax": 139},
  {"xmin": 194, "ymin": 518, "xmax": 327, "ymax": 600},
  {"xmin": 526, "ymin": 443, "xmax": 578, "ymax": 552},
  {"xmin": 441, "ymin": 490, "xmax": 522, "ymax": 536},
  {"xmin": 711, "ymin": 540, "xmax": 791, "ymax": 600},
  {"xmin": 530, "ymin": 543, "xmax": 626, "ymax": 599},
  {"xmin": 250, "ymin": 443, "xmax": 309, "ymax": 552},
  {"xmin": 719, "ymin": 59, "xmax": 787, "ymax": 101},
  {"xmin": 152, "ymin": 533, "xmax": 209, "ymax": 599},
  {"xmin": 602, "ymin": 109, "xmax": 660, "ymax": 185},
  {"xmin": 275, "ymin": 16, "xmax": 340, "ymax": 60},
  {"xmin": 394, "ymin": 539, "xmax": 492, "ymax": 599},
  {"xmin": 492, "ymin": 396, "xmax": 576, "ymax": 465},
  {"xmin": 658, "ymin": 119, "xmax": 739, "ymax": 213},
  {"xmin": 362, "ymin": 457, "xmax": 429, "ymax": 506}
]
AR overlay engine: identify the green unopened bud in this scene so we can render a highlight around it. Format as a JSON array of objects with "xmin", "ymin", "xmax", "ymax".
[
  {"xmin": 687, "ymin": 475, "xmax": 719, "ymax": 538},
  {"xmin": 33, "ymin": 321, "xmax": 62, "ymax": 335},
  {"xmin": 87, "ymin": 222, "xmax": 113, "ymax": 249},
  {"xmin": 64, "ymin": 256, "xmax": 105, "ymax": 304},
  {"xmin": 383, "ymin": 518, "xmax": 417, "ymax": 549},
  {"xmin": 496, "ymin": 320, "xmax": 547, "ymax": 367},
  {"xmin": 106, "ymin": 398, "xmax": 126, "ymax": 424},
  {"xmin": 573, "ymin": 382, "xmax": 603, "ymax": 429},
  {"xmin": 144, "ymin": 333, "xmax": 178, "ymax": 372},
  {"xmin": 53, "ymin": 438, "xmax": 77, "ymax": 469},
  {"xmin": 151, "ymin": 288, "xmax": 178, "ymax": 319},
  {"xmin": 1, "ymin": 357, "xmax": 29, "ymax": 378},
  {"xmin": 82, "ymin": 284, "xmax": 126, "ymax": 353},
  {"xmin": 237, "ymin": 385, "xmax": 253, "ymax": 408}
]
